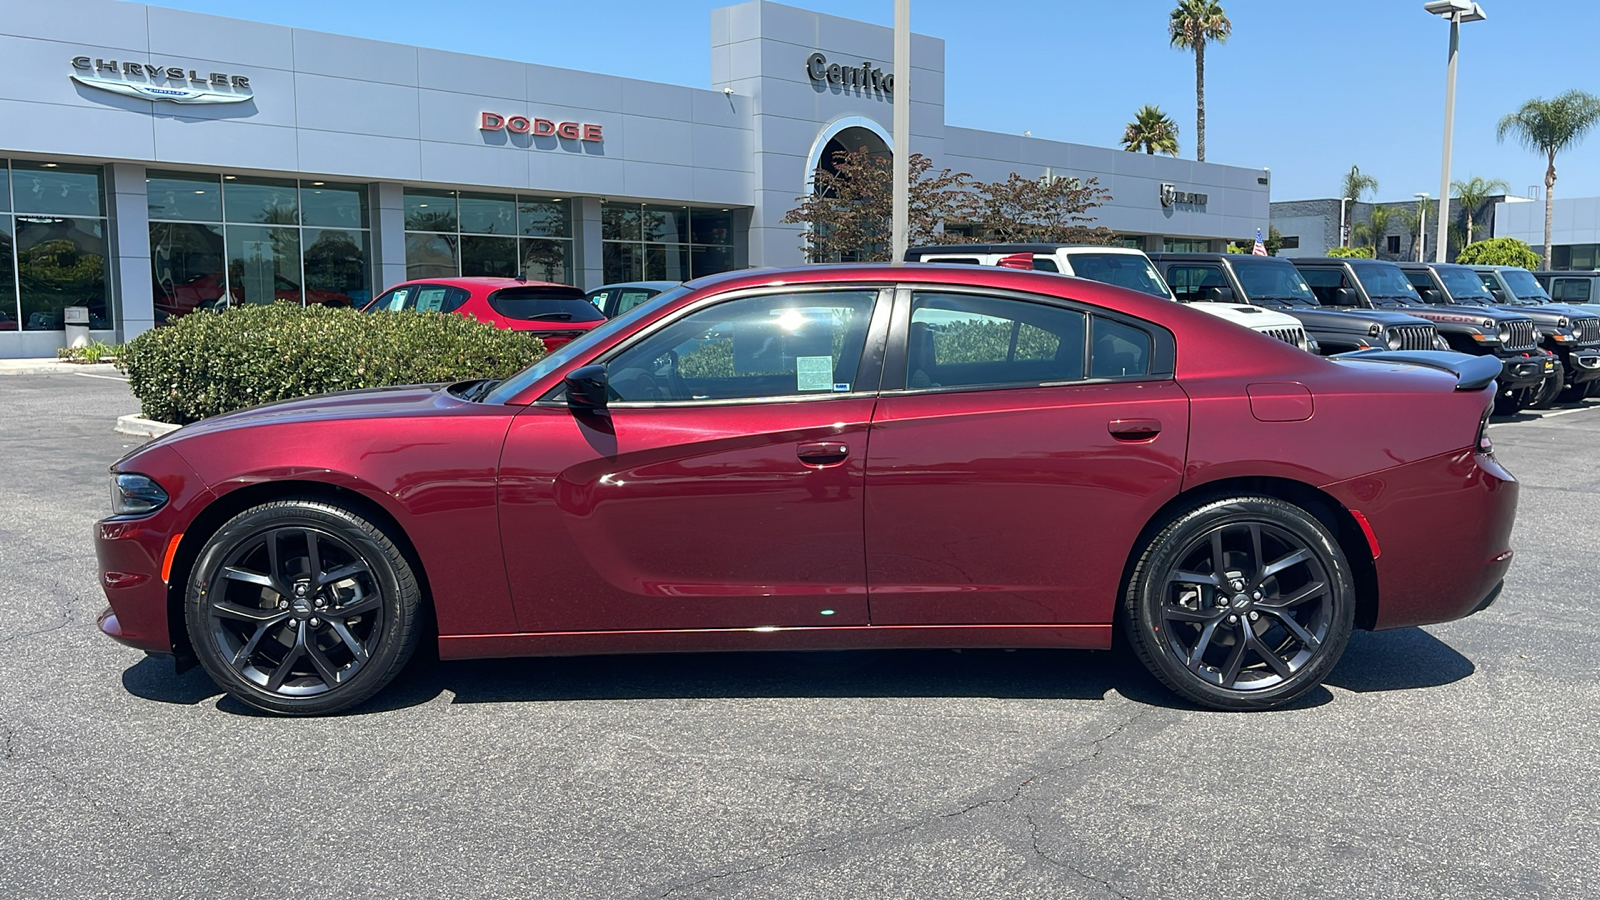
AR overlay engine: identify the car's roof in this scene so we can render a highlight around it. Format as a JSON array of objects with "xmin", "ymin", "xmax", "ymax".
[
  {"xmin": 588, "ymin": 281, "xmax": 680, "ymax": 291},
  {"xmin": 1151, "ymin": 252, "xmax": 1292, "ymax": 263},
  {"xmin": 398, "ymin": 276, "xmax": 578, "ymax": 290},
  {"xmin": 1534, "ymin": 270, "xmax": 1600, "ymax": 277},
  {"xmin": 906, "ymin": 243, "xmax": 1146, "ymax": 256}
]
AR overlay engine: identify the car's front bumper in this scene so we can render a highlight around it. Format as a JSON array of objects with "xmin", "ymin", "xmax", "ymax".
[
  {"xmin": 1498, "ymin": 354, "xmax": 1549, "ymax": 390},
  {"xmin": 1564, "ymin": 348, "xmax": 1600, "ymax": 384}
]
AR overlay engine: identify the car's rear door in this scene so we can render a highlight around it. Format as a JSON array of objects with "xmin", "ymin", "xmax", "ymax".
[
  {"xmin": 864, "ymin": 285, "xmax": 1189, "ymax": 627},
  {"xmin": 497, "ymin": 284, "xmax": 891, "ymax": 633}
]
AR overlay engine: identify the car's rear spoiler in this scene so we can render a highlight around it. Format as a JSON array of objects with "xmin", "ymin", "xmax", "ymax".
[{"xmin": 1331, "ymin": 350, "xmax": 1502, "ymax": 391}]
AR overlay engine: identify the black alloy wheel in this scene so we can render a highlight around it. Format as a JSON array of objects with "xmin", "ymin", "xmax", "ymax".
[
  {"xmin": 1125, "ymin": 496, "xmax": 1355, "ymax": 711},
  {"xmin": 185, "ymin": 500, "xmax": 422, "ymax": 715}
]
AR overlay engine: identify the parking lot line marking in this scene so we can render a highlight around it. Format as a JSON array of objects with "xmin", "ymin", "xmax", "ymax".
[
  {"xmin": 73, "ymin": 371, "xmax": 130, "ymax": 382},
  {"xmin": 1489, "ymin": 404, "xmax": 1600, "ymax": 427}
]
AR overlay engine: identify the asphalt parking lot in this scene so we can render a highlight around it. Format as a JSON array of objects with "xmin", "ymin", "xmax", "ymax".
[{"xmin": 1, "ymin": 371, "xmax": 1597, "ymax": 900}]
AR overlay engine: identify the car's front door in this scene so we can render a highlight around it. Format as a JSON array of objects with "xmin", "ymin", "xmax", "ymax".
[
  {"xmin": 864, "ymin": 287, "xmax": 1189, "ymax": 627},
  {"xmin": 498, "ymin": 286, "xmax": 889, "ymax": 633}
]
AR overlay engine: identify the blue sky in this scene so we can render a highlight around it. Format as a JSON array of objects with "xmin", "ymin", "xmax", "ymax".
[{"xmin": 142, "ymin": 0, "xmax": 1600, "ymax": 205}]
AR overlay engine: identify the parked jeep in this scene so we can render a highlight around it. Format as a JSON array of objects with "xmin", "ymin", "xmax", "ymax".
[
  {"xmin": 1396, "ymin": 262, "xmax": 1550, "ymax": 413},
  {"xmin": 906, "ymin": 244, "xmax": 1315, "ymax": 352},
  {"xmin": 1470, "ymin": 264, "xmax": 1600, "ymax": 405},
  {"xmin": 1535, "ymin": 270, "xmax": 1600, "ymax": 305},
  {"xmin": 1148, "ymin": 252, "xmax": 1437, "ymax": 355}
]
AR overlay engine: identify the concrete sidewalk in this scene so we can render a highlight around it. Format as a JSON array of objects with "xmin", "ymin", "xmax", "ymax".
[{"xmin": 0, "ymin": 358, "xmax": 124, "ymax": 377}]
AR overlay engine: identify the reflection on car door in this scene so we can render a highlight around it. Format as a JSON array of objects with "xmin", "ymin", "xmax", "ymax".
[
  {"xmin": 497, "ymin": 287, "xmax": 890, "ymax": 633},
  {"xmin": 865, "ymin": 288, "xmax": 1189, "ymax": 626}
]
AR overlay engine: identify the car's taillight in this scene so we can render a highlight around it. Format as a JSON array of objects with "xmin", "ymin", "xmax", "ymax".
[{"xmin": 1477, "ymin": 396, "xmax": 1494, "ymax": 455}]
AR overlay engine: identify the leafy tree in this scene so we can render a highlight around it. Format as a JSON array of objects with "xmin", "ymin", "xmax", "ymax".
[
  {"xmin": 1456, "ymin": 237, "xmax": 1541, "ymax": 269},
  {"xmin": 1450, "ymin": 175, "xmax": 1510, "ymax": 245},
  {"xmin": 1401, "ymin": 197, "xmax": 1437, "ymax": 261},
  {"xmin": 783, "ymin": 147, "xmax": 977, "ymax": 262},
  {"xmin": 966, "ymin": 173, "xmax": 1115, "ymax": 245},
  {"xmin": 1354, "ymin": 205, "xmax": 1397, "ymax": 258},
  {"xmin": 1327, "ymin": 245, "xmax": 1374, "ymax": 259},
  {"xmin": 1497, "ymin": 90, "xmax": 1600, "ymax": 262},
  {"xmin": 1339, "ymin": 165, "xmax": 1378, "ymax": 247},
  {"xmin": 1168, "ymin": 1, "xmax": 1230, "ymax": 163},
  {"xmin": 1122, "ymin": 105, "xmax": 1180, "ymax": 156}
]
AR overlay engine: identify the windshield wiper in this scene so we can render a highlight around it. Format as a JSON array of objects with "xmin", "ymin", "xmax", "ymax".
[
  {"xmin": 457, "ymin": 378, "xmax": 503, "ymax": 402},
  {"xmin": 522, "ymin": 312, "xmax": 575, "ymax": 321}
]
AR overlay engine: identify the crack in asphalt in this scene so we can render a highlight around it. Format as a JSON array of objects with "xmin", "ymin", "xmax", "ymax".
[
  {"xmin": 649, "ymin": 704, "xmax": 1163, "ymax": 899},
  {"xmin": 1, "ymin": 721, "xmax": 16, "ymax": 762}
]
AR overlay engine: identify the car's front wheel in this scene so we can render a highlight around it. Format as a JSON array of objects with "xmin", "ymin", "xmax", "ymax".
[
  {"xmin": 1530, "ymin": 359, "xmax": 1565, "ymax": 409},
  {"xmin": 1124, "ymin": 496, "xmax": 1356, "ymax": 711},
  {"xmin": 184, "ymin": 499, "xmax": 422, "ymax": 716}
]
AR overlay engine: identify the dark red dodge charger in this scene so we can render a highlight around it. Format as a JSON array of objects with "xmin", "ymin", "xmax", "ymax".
[{"xmin": 96, "ymin": 264, "xmax": 1518, "ymax": 715}]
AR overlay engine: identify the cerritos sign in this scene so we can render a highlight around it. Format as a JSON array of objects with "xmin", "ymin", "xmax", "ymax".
[
  {"xmin": 70, "ymin": 56, "xmax": 253, "ymax": 104},
  {"xmin": 805, "ymin": 52, "xmax": 893, "ymax": 95},
  {"xmin": 480, "ymin": 112, "xmax": 603, "ymax": 143}
]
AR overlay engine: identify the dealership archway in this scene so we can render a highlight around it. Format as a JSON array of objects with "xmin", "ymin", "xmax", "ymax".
[{"xmin": 804, "ymin": 116, "xmax": 892, "ymax": 188}]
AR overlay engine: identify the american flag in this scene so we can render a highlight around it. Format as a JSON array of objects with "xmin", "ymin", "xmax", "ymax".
[{"xmin": 1252, "ymin": 228, "xmax": 1268, "ymax": 256}]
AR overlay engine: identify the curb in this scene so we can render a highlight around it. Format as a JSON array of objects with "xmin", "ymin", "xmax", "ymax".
[
  {"xmin": 0, "ymin": 360, "xmax": 123, "ymax": 376},
  {"xmin": 116, "ymin": 415, "xmax": 181, "ymax": 438}
]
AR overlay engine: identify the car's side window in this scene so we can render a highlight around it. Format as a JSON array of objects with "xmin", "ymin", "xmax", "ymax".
[
  {"xmin": 586, "ymin": 289, "xmax": 611, "ymax": 312},
  {"xmin": 1091, "ymin": 316, "xmax": 1152, "ymax": 378},
  {"xmin": 604, "ymin": 289, "xmax": 878, "ymax": 403},
  {"xmin": 1165, "ymin": 265, "xmax": 1226, "ymax": 302},
  {"xmin": 906, "ymin": 292, "xmax": 1087, "ymax": 389},
  {"xmin": 413, "ymin": 285, "xmax": 452, "ymax": 312},
  {"xmin": 1032, "ymin": 258, "xmax": 1061, "ymax": 273},
  {"xmin": 1554, "ymin": 279, "xmax": 1590, "ymax": 302},
  {"xmin": 1299, "ymin": 268, "xmax": 1351, "ymax": 305},
  {"xmin": 372, "ymin": 286, "xmax": 413, "ymax": 311},
  {"xmin": 614, "ymin": 289, "xmax": 658, "ymax": 315}
]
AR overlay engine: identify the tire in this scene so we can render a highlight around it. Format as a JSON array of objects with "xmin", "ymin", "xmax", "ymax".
[
  {"xmin": 184, "ymin": 499, "xmax": 423, "ymax": 716},
  {"xmin": 1558, "ymin": 381, "xmax": 1591, "ymax": 405},
  {"xmin": 1494, "ymin": 387, "xmax": 1525, "ymax": 416},
  {"xmin": 1530, "ymin": 359, "xmax": 1565, "ymax": 409},
  {"xmin": 1123, "ymin": 496, "xmax": 1356, "ymax": 711}
]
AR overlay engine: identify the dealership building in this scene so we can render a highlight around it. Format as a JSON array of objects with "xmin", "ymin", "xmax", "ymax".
[{"xmin": 0, "ymin": 0, "xmax": 1271, "ymax": 356}]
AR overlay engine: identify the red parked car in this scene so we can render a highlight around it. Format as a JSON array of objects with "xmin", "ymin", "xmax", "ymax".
[
  {"xmin": 360, "ymin": 276, "xmax": 603, "ymax": 350},
  {"xmin": 96, "ymin": 264, "xmax": 1517, "ymax": 715}
]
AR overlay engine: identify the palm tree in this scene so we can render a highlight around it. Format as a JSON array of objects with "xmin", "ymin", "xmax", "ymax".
[
  {"xmin": 1355, "ymin": 204, "xmax": 1397, "ymax": 259},
  {"xmin": 1122, "ymin": 105, "xmax": 1180, "ymax": 156},
  {"xmin": 1168, "ymin": 1, "xmax": 1230, "ymax": 163},
  {"xmin": 1339, "ymin": 165, "xmax": 1378, "ymax": 248},
  {"xmin": 1450, "ymin": 176, "xmax": 1511, "ymax": 246},
  {"xmin": 1497, "ymin": 90, "xmax": 1600, "ymax": 263},
  {"xmin": 1402, "ymin": 197, "xmax": 1436, "ymax": 261}
]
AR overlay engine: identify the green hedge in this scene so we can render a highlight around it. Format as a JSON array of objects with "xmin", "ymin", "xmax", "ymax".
[
  {"xmin": 1456, "ymin": 237, "xmax": 1541, "ymax": 269},
  {"xmin": 1326, "ymin": 245, "xmax": 1374, "ymax": 259},
  {"xmin": 121, "ymin": 303, "xmax": 547, "ymax": 424}
]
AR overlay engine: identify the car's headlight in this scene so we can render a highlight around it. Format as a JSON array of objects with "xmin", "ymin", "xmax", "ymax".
[
  {"xmin": 1386, "ymin": 329, "xmax": 1404, "ymax": 350},
  {"xmin": 1496, "ymin": 324, "xmax": 1510, "ymax": 342},
  {"xmin": 110, "ymin": 473, "xmax": 168, "ymax": 517}
]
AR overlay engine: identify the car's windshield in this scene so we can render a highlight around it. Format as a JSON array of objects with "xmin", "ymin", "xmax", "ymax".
[
  {"xmin": 1229, "ymin": 259, "xmax": 1320, "ymax": 307},
  {"xmin": 1065, "ymin": 253, "xmax": 1173, "ymax": 299},
  {"xmin": 1500, "ymin": 268, "xmax": 1553, "ymax": 302},
  {"xmin": 1477, "ymin": 271, "xmax": 1544, "ymax": 306},
  {"xmin": 487, "ymin": 287, "xmax": 604, "ymax": 322},
  {"xmin": 1350, "ymin": 263, "xmax": 1424, "ymax": 306},
  {"xmin": 1433, "ymin": 266, "xmax": 1495, "ymax": 303},
  {"xmin": 482, "ymin": 285, "xmax": 696, "ymax": 404}
]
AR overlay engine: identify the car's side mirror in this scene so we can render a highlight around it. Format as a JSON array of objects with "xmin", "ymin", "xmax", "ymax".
[
  {"xmin": 1490, "ymin": 288, "xmax": 1506, "ymax": 302},
  {"xmin": 1420, "ymin": 287, "xmax": 1443, "ymax": 304},
  {"xmin": 565, "ymin": 364, "xmax": 610, "ymax": 409},
  {"xmin": 1333, "ymin": 287, "xmax": 1359, "ymax": 306},
  {"xmin": 1200, "ymin": 285, "xmax": 1235, "ymax": 302}
]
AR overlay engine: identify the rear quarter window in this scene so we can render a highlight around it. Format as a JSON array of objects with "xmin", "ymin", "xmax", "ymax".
[{"xmin": 487, "ymin": 286, "xmax": 605, "ymax": 322}]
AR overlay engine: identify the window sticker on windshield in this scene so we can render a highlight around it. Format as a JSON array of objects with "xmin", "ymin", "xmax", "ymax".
[
  {"xmin": 796, "ymin": 355, "xmax": 833, "ymax": 392},
  {"xmin": 833, "ymin": 383, "xmax": 850, "ymax": 392}
]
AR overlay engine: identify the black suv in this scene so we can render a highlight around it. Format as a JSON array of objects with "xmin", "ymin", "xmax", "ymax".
[
  {"xmin": 1149, "ymin": 253, "xmax": 1439, "ymax": 355},
  {"xmin": 1458, "ymin": 265, "xmax": 1600, "ymax": 406},
  {"xmin": 1396, "ymin": 262, "xmax": 1549, "ymax": 412}
]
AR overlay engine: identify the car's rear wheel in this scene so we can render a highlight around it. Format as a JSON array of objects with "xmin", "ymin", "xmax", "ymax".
[
  {"xmin": 1124, "ymin": 496, "xmax": 1355, "ymax": 711},
  {"xmin": 184, "ymin": 499, "xmax": 422, "ymax": 716}
]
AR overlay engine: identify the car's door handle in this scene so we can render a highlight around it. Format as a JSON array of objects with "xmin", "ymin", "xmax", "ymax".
[
  {"xmin": 797, "ymin": 441, "xmax": 850, "ymax": 467},
  {"xmin": 1108, "ymin": 418, "xmax": 1163, "ymax": 441}
]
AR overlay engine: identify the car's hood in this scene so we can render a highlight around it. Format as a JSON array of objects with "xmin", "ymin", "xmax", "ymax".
[
  {"xmin": 1277, "ymin": 308, "xmax": 1431, "ymax": 332},
  {"xmin": 1186, "ymin": 302, "xmax": 1304, "ymax": 330},
  {"xmin": 145, "ymin": 383, "xmax": 461, "ymax": 449}
]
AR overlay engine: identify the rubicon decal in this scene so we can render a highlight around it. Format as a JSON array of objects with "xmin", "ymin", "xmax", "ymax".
[
  {"xmin": 70, "ymin": 56, "xmax": 252, "ymax": 105},
  {"xmin": 480, "ymin": 113, "xmax": 603, "ymax": 142}
]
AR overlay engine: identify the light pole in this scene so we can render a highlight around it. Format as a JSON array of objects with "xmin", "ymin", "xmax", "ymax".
[
  {"xmin": 1425, "ymin": 0, "xmax": 1487, "ymax": 263},
  {"xmin": 1414, "ymin": 192, "xmax": 1430, "ymax": 261},
  {"xmin": 1340, "ymin": 197, "xmax": 1353, "ymax": 247},
  {"xmin": 891, "ymin": 0, "xmax": 910, "ymax": 263}
]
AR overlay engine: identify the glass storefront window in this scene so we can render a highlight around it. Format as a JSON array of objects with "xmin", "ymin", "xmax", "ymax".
[
  {"xmin": 0, "ymin": 160, "xmax": 10, "ymax": 212},
  {"xmin": 405, "ymin": 189, "xmax": 457, "ymax": 232},
  {"xmin": 147, "ymin": 172, "xmax": 223, "ymax": 222},
  {"xmin": 17, "ymin": 216, "xmax": 111, "ymax": 329},
  {"xmin": 151, "ymin": 221, "xmax": 226, "ymax": 323},
  {"xmin": 303, "ymin": 229, "xmax": 371, "ymax": 307},
  {"xmin": 518, "ymin": 199, "xmax": 569, "ymax": 237},
  {"xmin": 300, "ymin": 182, "xmax": 369, "ymax": 229},
  {"xmin": 459, "ymin": 193, "xmax": 516, "ymax": 235},
  {"xmin": 405, "ymin": 189, "xmax": 574, "ymax": 282},
  {"xmin": 461, "ymin": 235, "xmax": 518, "ymax": 277},
  {"xmin": 226, "ymin": 225, "xmax": 301, "ymax": 306},
  {"xmin": 0, "ymin": 215, "xmax": 16, "ymax": 332},
  {"xmin": 405, "ymin": 233, "xmax": 458, "ymax": 280},
  {"xmin": 224, "ymin": 177, "xmax": 299, "ymax": 225},
  {"xmin": 11, "ymin": 162, "xmax": 104, "ymax": 217},
  {"xmin": 601, "ymin": 202, "xmax": 739, "ymax": 284}
]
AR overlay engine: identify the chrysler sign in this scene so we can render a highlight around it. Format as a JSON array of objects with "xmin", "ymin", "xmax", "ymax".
[{"xmin": 71, "ymin": 56, "xmax": 253, "ymax": 104}]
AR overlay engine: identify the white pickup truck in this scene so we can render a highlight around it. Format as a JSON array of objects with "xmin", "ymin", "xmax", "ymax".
[{"xmin": 905, "ymin": 243, "xmax": 1316, "ymax": 353}]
